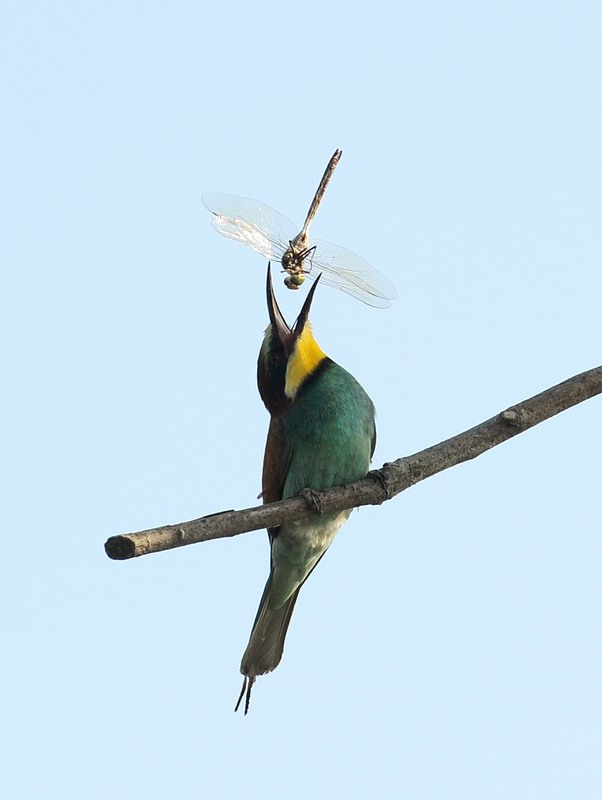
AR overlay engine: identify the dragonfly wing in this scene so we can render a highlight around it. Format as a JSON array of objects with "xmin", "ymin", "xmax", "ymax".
[
  {"xmin": 309, "ymin": 238, "xmax": 397, "ymax": 308},
  {"xmin": 202, "ymin": 193, "xmax": 297, "ymax": 262}
]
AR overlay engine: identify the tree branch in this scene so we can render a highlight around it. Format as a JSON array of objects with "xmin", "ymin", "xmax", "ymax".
[{"xmin": 105, "ymin": 365, "xmax": 602, "ymax": 561}]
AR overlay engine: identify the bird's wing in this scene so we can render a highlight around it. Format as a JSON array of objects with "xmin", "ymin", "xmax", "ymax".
[{"xmin": 261, "ymin": 417, "xmax": 292, "ymax": 506}]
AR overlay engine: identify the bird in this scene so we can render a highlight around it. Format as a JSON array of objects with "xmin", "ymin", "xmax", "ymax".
[{"xmin": 235, "ymin": 262, "xmax": 377, "ymax": 714}]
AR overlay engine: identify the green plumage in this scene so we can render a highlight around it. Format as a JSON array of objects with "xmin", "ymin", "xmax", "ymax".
[
  {"xmin": 280, "ymin": 360, "xmax": 376, "ymax": 498},
  {"xmin": 265, "ymin": 359, "xmax": 375, "ymax": 609},
  {"xmin": 235, "ymin": 266, "xmax": 376, "ymax": 714}
]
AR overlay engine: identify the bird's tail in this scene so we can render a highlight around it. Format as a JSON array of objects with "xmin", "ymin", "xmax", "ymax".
[{"xmin": 235, "ymin": 576, "xmax": 301, "ymax": 714}]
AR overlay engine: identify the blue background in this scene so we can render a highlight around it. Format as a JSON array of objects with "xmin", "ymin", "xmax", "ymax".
[{"xmin": 2, "ymin": 2, "xmax": 601, "ymax": 798}]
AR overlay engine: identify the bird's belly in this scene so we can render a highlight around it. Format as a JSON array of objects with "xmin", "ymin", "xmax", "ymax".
[
  {"xmin": 269, "ymin": 510, "xmax": 351, "ymax": 608},
  {"xmin": 286, "ymin": 509, "xmax": 350, "ymax": 552}
]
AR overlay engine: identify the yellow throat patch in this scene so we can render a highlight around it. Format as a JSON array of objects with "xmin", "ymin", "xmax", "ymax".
[{"xmin": 285, "ymin": 323, "xmax": 327, "ymax": 399}]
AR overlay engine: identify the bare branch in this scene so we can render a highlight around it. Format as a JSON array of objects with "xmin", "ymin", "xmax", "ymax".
[{"xmin": 105, "ymin": 365, "xmax": 602, "ymax": 561}]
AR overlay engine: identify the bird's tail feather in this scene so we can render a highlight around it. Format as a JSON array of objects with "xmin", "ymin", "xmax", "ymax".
[
  {"xmin": 235, "ymin": 578, "xmax": 300, "ymax": 714},
  {"xmin": 235, "ymin": 551, "xmax": 328, "ymax": 714},
  {"xmin": 240, "ymin": 576, "xmax": 301, "ymax": 679}
]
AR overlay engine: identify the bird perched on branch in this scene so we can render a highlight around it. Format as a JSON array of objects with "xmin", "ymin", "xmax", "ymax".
[{"xmin": 236, "ymin": 263, "xmax": 376, "ymax": 713}]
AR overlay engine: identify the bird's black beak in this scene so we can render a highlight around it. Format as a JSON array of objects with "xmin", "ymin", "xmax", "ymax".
[
  {"xmin": 266, "ymin": 263, "xmax": 294, "ymax": 354},
  {"xmin": 293, "ymin": 272, "xmax": 321, "ymax": 336},
  {"xmin": 266, "ymin": 263, "xmax": 322, "ymax": 351}
]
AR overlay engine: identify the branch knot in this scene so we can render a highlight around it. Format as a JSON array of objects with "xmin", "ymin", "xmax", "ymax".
[{"xmin": 500, "ymin": 406, "xmax": 528, "ymax": 428}]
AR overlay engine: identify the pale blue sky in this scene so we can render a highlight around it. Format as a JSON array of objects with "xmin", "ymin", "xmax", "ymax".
[{"xmin": 2, "ymin": 2, "xmax": 601, "ymax": 798}]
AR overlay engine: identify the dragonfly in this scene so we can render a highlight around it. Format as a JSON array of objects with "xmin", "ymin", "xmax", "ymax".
[{"xmin": 202, "ymin": 150, "xmax": 397, "ymax": 308}]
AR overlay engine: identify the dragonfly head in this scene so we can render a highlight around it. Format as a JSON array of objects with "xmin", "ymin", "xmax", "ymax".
[{"xmin": 283, "ymin": 274, "xmax": 304, "ymax": 290}]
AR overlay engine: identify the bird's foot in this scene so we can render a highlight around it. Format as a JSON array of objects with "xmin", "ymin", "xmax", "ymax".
[
  {"xmin": 369, "ymin": 464, "xmax": 396, "ymax": 501},
  {"xmin": 301, "ymin": 488, "xmax": 323, "ymax": 515}
]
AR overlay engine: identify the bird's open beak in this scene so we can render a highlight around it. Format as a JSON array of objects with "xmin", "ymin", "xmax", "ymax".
[
  {"xmin": 293, "ymin": 272, "xmax": 321, "ymax": 337},
  {"xmin": 266, "ymin": 263, "xmax": 322, "ymax": 352},
  {"xmin": 266, "ymin": 263, "xmax": 294, "ymax": 355}
]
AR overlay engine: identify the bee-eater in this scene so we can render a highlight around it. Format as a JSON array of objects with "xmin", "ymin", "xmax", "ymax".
[{"xmin": 235, "ymin": 263, "xmax": 376, "ymax": 713}]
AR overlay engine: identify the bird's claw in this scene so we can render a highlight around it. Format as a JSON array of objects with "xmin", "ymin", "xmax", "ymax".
[
  {"xmin": 369, "ymin": 465, "xmax": 395, "ymax": 501},
  {"xmin": 301, "ymin": 488, "xmax": 323, "ymax": 515}
]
